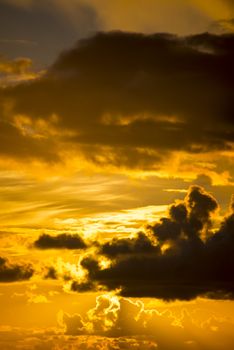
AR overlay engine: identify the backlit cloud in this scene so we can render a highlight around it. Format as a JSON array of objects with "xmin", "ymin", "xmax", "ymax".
[
  {"xmin": 0, "ymin": 256, "xmax": 33, "ymax": 282},
  {"xmin": 34, "ymin": 233, "xmax": 87, "ymax": 250},
  {"xmin": 0, "ymin": 31, "xmax": 233, "ymax": 174},
  {"xmin": 72, "ymin": 186, "xmax": 234, "ymax": 300},
  {"xmin": 58, "ymin": 293, "xmax": 234, "ymax": 349},
  {"xmin": 0, "ymin": 2, "xmax": 234, "ymax": 349}
]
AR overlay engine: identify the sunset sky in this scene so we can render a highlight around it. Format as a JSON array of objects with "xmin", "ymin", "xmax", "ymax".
[{"xmin": 0, "ymin": 1, "xmax": 234, "ymax": 349}]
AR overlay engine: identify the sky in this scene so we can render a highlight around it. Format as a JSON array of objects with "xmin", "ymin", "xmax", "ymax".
[{"xmin": 0, "ymin": 0, "xmax": 234, "ymax": 349}]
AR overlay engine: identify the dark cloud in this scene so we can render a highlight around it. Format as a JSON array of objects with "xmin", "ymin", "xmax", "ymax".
[
  {"xmin": 0, "ymin": 119, "xmax": 59, "ymax": 161},
  {"xmin": 34, "ymin": 233, "xmax": 87, "ymax": 250},
  {"xmin": 0, "ymin": 31, "xmax": 233, "ymax": 167},
  {"xmin": 100, "ymin": 232, "xmax": 159, "ymax": 257},
  {"xmin": 44, "ymin": 266, "xmax": 57, "ymax": 280},
  {"xmin": 157, "ymin": 185, "xmax": 218, "ymax": 241},
  {"xmin": 186, "ymin": 32, "xmax": 234, "ymax": 55},
  {"xmin": 71, "ymin": 280, "xmax": 96, "ymax": 293},
  {"xmin": 0, "ymin": 256, "xmax": 33, "ymax": 282},
  {"xmin": 74, "ymin": 186, "xmax": 234, "ymax": 300}
]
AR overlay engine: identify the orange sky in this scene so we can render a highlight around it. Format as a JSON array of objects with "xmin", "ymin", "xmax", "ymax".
[{"xmin": 0, "ymin": 1, "xmax": 234, "ymax": 349}]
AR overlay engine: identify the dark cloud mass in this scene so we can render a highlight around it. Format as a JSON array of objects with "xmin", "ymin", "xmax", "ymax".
[
  {"xmin": 100, "ymin": 232, "xmax": 159, "ymax": 257},
  {"xmin": 0, "ymin": 31, "xmax": 233, "ymax": 166},
  {"xmin": 34, "ymin": 233, "xmax": 87, "ymax": 250},
  {"xmin": 0, "ymin": 256, "xmax": 33, "ymax": 282},
  {"xmin": 0, "ymin": 119, "xmax": 59, "ymax": 161},
  {"xmin": 73, "ymin": 186, "xmax": 234, "ymax": 300}
]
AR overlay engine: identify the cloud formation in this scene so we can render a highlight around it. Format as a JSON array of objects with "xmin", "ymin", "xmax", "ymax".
[
  {"xmin": 0, "ymin": 56, "xmax": 32, "ymax": 75},
  {"xmin": 0, "ymin": 31, "xmax": 233, "ymax": 170},
  {"xmin": 72, "ymin": 186, "xmax": 234, "ymax": 300},
  {"xmin": 34, "ymin": 233, "xmax": 87, "ymax": 250},
  {"xmin": 100, "ymin": 231, "xmax": 159, "ymax": 257},
  {"xmin": 58, "ymin": 294, "xmax": 234, "ymax": 350},
  {"xmin": 0, "ymin": 256, "xmax": 33, "ymax": 282},
  {"xmin": 59, "ymin": 295, "xmax": 177, "ymax": 337}
]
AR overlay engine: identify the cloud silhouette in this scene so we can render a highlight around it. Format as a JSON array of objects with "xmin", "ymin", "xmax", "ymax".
[
  {"xmin": 34, "ymin": 233, "xmax": 87, "ymax": 250},
  {"xmin": 100, "ymin": 231, "xmax": 159, "ymax": 257},
  {"xmin": 0, "ymin": 31, "xmax": 233, "ymax": 167},
  {"xmin": 73, "ymin": 186, "xmax": 234, "ymax": 300},
  {"xmin": 0, "ymin": 256, "xmax": 33, "ymax": 282}
]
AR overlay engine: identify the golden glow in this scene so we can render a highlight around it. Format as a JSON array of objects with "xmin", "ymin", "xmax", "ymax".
[
  {"xmin": 0, "ymin": 1, "xmax": 233, "ymax": 349},
  {"xmin": 190, "ymin": 0, "xmax": 232, "ymax": 22}
]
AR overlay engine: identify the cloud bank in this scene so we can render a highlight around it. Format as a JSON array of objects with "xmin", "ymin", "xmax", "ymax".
[{"xmin": 0, "ymin": 31, "xmax": 233, "ymax": 170}]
